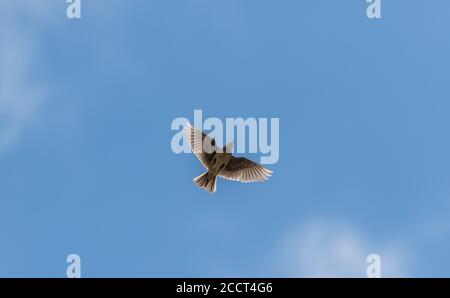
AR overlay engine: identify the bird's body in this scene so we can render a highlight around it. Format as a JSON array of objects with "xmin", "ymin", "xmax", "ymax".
[
  {"xmin": 184, "ymin": 124, "xmax": 273, "ymax": 193},
  {"xmin": 208, "ymin": 152, "xmax": 232, "ymax": 176}
]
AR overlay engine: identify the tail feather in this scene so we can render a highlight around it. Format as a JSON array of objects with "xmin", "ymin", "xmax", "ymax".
[{"xmin": 194, "ymin": 172, "xmax": 217, "ymax": 193}]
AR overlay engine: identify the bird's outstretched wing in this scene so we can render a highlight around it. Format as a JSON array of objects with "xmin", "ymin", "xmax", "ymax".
[
  {"xmin": 219, "ymin": 157, "xmax": 272, "ymax": 183},
  {"xmin": 184, "ymin": 124, "xmax": 218, "ymax": 169}
]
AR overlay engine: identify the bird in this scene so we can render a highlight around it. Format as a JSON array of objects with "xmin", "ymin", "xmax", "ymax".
[{"xmin": 184, "ymin": 123, "xmax": 273, "ymax": 193}]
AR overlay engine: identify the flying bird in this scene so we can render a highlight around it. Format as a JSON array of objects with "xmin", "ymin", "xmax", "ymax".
[{"xmin": 184, "ymin": 124, "xmax": 273, "ymax": 193}]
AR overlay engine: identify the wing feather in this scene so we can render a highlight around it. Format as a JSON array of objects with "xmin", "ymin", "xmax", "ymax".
[
  {"xmin": 184, "ymin": 124, "xmax": 219, "ymax": 169},
  {"xmin": 219, "ymin": 157, "xmax": 272, "ymax": 183}
]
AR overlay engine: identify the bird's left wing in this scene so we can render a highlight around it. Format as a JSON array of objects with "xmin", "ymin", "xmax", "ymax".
[
  {"xmin": 219, "ymin": 157, "xmax": 272, "ymax": 183},
  {"xmin": 184, "ymin": 124, "xmax": 219, "ymax": 169}
]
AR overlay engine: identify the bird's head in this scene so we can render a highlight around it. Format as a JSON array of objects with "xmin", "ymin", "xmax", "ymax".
[{"xmin": 223, "ymin": 141, "xmax": 234, "ymax": 154}]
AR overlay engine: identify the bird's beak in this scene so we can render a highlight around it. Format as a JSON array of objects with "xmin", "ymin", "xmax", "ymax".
[{"xmin": 225, "ymin": 142, "xmax": 234, "ymax": 153}]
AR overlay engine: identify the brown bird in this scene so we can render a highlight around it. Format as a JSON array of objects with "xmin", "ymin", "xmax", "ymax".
[{"xmin": 184, "ymin": 124, "xmax": 273, "ymax": 193}]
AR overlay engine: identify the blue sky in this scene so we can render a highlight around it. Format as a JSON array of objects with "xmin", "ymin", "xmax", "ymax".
[{"xmin": 1, "ymin": 0, "xmax": 450, "ymax": 277}]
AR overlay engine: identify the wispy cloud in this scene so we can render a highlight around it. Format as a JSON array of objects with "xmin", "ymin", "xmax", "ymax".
[
  {"xmin": 0, "ymin": 1, "xmax": 53, "ymax": 155},
  {"xmin": 275, "ymin": 218, "xmax": 410, "ymax": 277}
]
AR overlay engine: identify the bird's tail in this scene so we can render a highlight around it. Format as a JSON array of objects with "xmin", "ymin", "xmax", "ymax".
[{"xmin": 194, "ymin": 171, "xmax": 217, "ymax": 193}]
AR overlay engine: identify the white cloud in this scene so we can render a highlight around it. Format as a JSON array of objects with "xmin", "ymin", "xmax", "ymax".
[
  {"xmin": 0, "ymin": 1, "xmax": 53, "ymax": 155},
  {"xmin": 276, "ymin": 219, "xmax": 410, "ymax": 277}
]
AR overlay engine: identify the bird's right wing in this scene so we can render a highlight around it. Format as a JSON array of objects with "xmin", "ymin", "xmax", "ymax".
[
  {"xmin": 219, "ymin": 157, "xmax": 272, "ymax": 183},
  {"xmin": 184, "ymin": 123, "xmax": 218, "ymax": 169}
]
